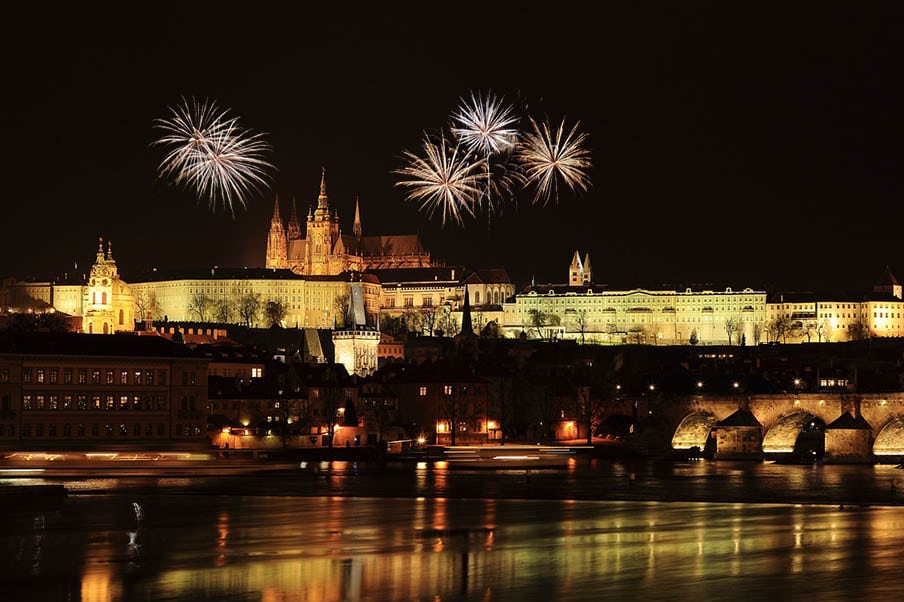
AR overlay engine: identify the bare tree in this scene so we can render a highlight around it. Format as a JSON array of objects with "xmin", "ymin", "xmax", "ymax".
[
  {"xmin": 724, "ymin": 316, "xmax": 742, "ymax": 345},
  {"xmin": 275, "ymin": 392, "xmax": 307, "ymax": 449},
  {"xmin": 767, "ymin": 315, "xmax": 793, "ymax": 343},
  {"xmin": 436, "ymin": 306, "xmax": 459, "ymax": 337},
  {"xmin": 816, "ymin": 318, "xmax": 832, "ymax": 343},
  {"xmin": 135, "ymin": 290, "xmax": 162, "ymax": 322},
  {"xmin": 265, "ymin": 300, "xmax": 287, "ymax": 328},
  {"xmin": 237, "ymin": 291, "xmax": 262, "ymax": 327},
  {"xmin": 575, "ymin": 309, "xmax": 589, "ymax": 344},
  {"xmin": 401, "ymin": 309, "xmax": 421, "ymax": 334},
  {"xmin": 333, "ymin": 293, "xmax": 350, "ymax": 328},
  {"xmin": 628, "ymin": 325, "xmax": 646, "ymax": 345},
  {"xmin": 215, "ymin": 298, "xmax": 234, "ymax": 323},
  {"xmin": 188, "ymin": 292, "xmax": 213, "ymax": 322},
  {"xmin": 752, "ymin": 322, "xmax": 763, "ymax": 345},
  {"xmin": 421, "ymin": 305, "xmax": 438, "ymax": 336}
]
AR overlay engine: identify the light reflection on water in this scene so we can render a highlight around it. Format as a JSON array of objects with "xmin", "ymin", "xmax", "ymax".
[{"xmin": 3, "ymin": 494, "xmax": 904, "ymax": 601}]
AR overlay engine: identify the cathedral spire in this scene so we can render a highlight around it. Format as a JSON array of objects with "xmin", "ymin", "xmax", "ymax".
[
  {"xmin": 317, "ymin": 166, "xmax": 329, "ymax": 211},
  {"xmin": 353, "ymin": 195, "xmax": 362, "ymax": 240},
  {"xmin": 271, "ymin": 195, "xmax": 282, "ymax": 223},
  {"xmin": 96, "ymin": 236, "xmax": 105, "ymax": 263},
  {"xmin": 460, "ymin": 285, "xmax": 474, "ymax": 336},
  {"xmin": 287, "ymin": 197, "xmax": 301, "ymax": 239},
  {"xmin": 107, "ymin": 240, "xmax": 114, "ymax": 263}
]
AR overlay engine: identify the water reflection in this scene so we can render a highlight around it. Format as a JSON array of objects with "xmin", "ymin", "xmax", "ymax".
[{"xmin": 3, "ymin": 495, "xmax": 904, "ymax": 601}]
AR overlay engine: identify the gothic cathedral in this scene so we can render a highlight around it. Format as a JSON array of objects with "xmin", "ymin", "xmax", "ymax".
[{"xmin": 265, "ymin": 169, "xmax": 435, "ymax": 276}]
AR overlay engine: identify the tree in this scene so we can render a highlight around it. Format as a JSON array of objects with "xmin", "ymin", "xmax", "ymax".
[
  {"xmin": 724, "ymin": 316, "xmax": 742, "ymax": 345},
  {"xmin": 575, "ymin": 309, "xmax": 589, "ymax": 345},
  {"xmin": 237, "ymin": 291, "xmax": 262, "ymax": 327},
  {"xmin": 480, "ymin": 319, "xmax": 500, "ymax": 338},
  {"xmin": 689, "ymin": 328, "xmax": 699, "ymax": 345},
  {"xmin": 816, "ymin": 318, "xmax": 832, "ymax": 343},
  {"xmin": 752, "ymin": 322, "xmax": 763, "ymax": 345},
  {"xmin": 214, "ymin": 298, "xmax": 234, "ymax": 323},
  {"xmin": 333, "ymin": 293, "xmax": 350, "ymax": 328},
  {"xmin": 628, "ymin": 325, "xmax": 646, "ymax": 344},
  {"xmin": 264, "ymin": 300, "xmax": 287, "ymax": 328},
  {"xmin": 436, "ymin": 306, "xmax": 459, "ymax": 337},
  {"xmin": 275, "ymin": 391, "xmax": 307, "ymax": 449},
  {"xmin": 135, "ymin": 290, "xmax": 162, "ymax": 322},
  {"xmin": 421, "ymin": 305, "xmax": 438, "ymax": 336},
  {"xmin": 767, "ymin": 315, "xmax": 793, "ymax": 343},
  {"xmin": 401, "ymin": 309, "xmax": 421, "ymax": 334},
  {"xmin": 188, "ymin": 292, "xmax": 213, "ymax": 322},
  {"xmin": 528, "ymin": 309, "xmax": 560, "ymax": 341}
]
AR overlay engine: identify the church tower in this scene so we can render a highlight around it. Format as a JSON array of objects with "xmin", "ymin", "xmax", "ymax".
[
  {"xmin": 569, "ymin": 251, "xmax": 584, "ymax": 286},
  {"xmin": 305, "ymin": 168, "xmax": 341, "ymax": 276},
  {"xmin": 353, "ymin": 196, "xmax": 362, "ymax": 241},
  {"xmin": 265, "ymin": 196, "xmax": 288, "ymax": 269},
  {"xmin": 83, "ymin": 238, "xmax": 133, "ymax": 334},
  {"xmin": 582, "ymin": 252, "xmax": 592, "ymax": 284},
  {"xmin": 286, "ymin": 198, "xmax": 302, "ymax": 240}
]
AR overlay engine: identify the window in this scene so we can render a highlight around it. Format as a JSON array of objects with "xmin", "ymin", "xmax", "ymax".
[
  {"xmin": 78, "ymin": 424, "xmax": 86, "ymax": 436},
  {"xmin": 134, "ymin": 423, "xmax": 141, "ymax": 436},
  {"xmin": 49, "ymin": 394, "xmax": 58, "ymax": 410},
  {"xmin": 105, "ymin": 424, "xmax": 114, "ymax": 436},
  {"xmin": 120, "ymin": 370, "xmax": 128, "ymax": 384},
  {"xmin": 92, "ymin": 423, "xmax": 99, "ymax": 436},
  {"xmin": 91, "ymin": 369, "xmax": 100, "ymax": 384},
  {"xmin": 157, "ymin": 394, "xmax": 167, "ymax": 410},
  {"xmin": 444, "ymin": 385, "xmax": 453, "ymax": 396},
  {"xmin": 48, "ymin": 424, "xmax": 57, "ymax": 436},
  {"xmin": 146, "ymin": 371, "xmax": 154, "ymax": 385},
  {"xmin": 120, "ymin": 424, "xmax": 127, "ymax": 436},
  {"xmin": 23, "ymin": 394, "xmax": 32, "ymax": 410},
  {"xmin": 36, "ymin": 394, "xmax": 45, "ymax": 410},
  {"xmin": 159, "ymin": 370, "xmax": 167, "ymax": 385},
  {"xmin": 134, "ymin": 370, "xmax": 142, "ymax": 384},
  {"xmin": 252, "ymin": 367, "xmax": 262, "ymax": 378},
  {"xmin": 157, "ymin": 423, "xmax": 165, "ymax": 436},
  {"xmin": 145, "ymin": 423, "xmax": 153, "ymax": 436},
  {"xmin": 22, "ymin": 424, "xmax": 30, "ymax": 437},
  {"xmin": 92, "ymin": 395, "xmax": 101, "ymax": 410},
  {"xmin": 63, "ymin": 369, "xmax": 72, "ymax": 384},
  {"xmin": 133, "ymin": 395, "xmax": 141, "ymax": 410},
  {"xmin": 419, "ymin": 386, "xmax": 427, "ymax": 397},
  {"xmin": 105, "ymin": 395, "xmax": 115, "ymax": 410},
  {"xmin": 77, "ymin": 395, "xmax": 87, "ymax": 410},
  {"xmin": 64, "ymin": 424, "xmax": 71, "ymax": 436},
  {"xmin": 106, "ymin": 370, "xmax": 114, "ymax": 384},
  {"xmin": 36, "ymin": 369, "xmax": 45, "ymax": 383},
  {"xmin": 63, "ymin": 395, "xmax": 73, "ymax": 410},
  {"xmin": 49, "ymin": 369, "xmax": 58, "ymax": 383},
  {"xmin": 0, "ymin": 368, "xmax": 7, "ymax": 383},
  {"xmin": 120, "ymin": 395, "xmax": 129, "ymax": 410},
  {"xmin": 404, "ymin": 297, "xmax": 414, "ymax": 308},
  {"xmin": 78, "ymin": 369, "xmax": 87, "ymax": 384},
  {"xmin": 23, "ymin": 368, "xmax": 32, "ymax": 383}
]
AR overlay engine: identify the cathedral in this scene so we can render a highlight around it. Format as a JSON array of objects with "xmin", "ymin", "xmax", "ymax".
[{"xmin": 265, "ymin": 169, "xmax": 434, "ymax": 275}]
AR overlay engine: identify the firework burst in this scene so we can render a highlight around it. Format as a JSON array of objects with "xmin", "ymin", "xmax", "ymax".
[
  {"xmin": 518, "ymin": 116, "xmax": 592, "ymax": 205},
  {"xmin": 153, "ymin": 97, "xmax": 274, "ymax": 215},
  {"xmin": 394, "ymin": 134, "xmax": 486, "ymax": 227},
  {"xmin": 451, "ymin": 91, "xmax": 520, "ymax": 156}
]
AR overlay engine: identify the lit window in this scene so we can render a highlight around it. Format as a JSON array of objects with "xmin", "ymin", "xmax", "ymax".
[{"xmin": 419, "ymin": 386, "xmax": 427, "ymax": 397}]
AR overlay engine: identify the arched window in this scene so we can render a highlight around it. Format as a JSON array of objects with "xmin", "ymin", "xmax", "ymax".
[
  {"xmin": 101, "ymin": 292, "xmax": 107, "ymax": 305},
  {"xmin": 103, "ymin": 323, "xmax": 109, "ymax": 335},
  {"xmin": 475, "ymin": 291, "xmax": 480, "ymax": 304},
  {"xmin": 119, "ymin": 309, "xmax": 124, "ymax": 325}
]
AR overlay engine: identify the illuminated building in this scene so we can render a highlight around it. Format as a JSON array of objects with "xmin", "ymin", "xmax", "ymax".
[
  {"xmin": 265, "ymin": 169, "xmax": 433, "ymax": 274},
  {"xmin": 503, "ymin": 250, "xmax": 768, "ymax": 345},
  {"xmin": 0, "ymin": 333, "xmax": 208, "ymax": 446}
]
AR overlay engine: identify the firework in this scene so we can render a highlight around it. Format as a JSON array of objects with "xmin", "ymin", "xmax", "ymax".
[
  {"xmin": 394, "ymin": 134, "xmax": 486, "ymax": 226},
  {"xmin": 451, "ymin": 91, "xmax": 520, "ymax": 157},
  {"xmin": 153, "ymin": 97, "xmax": 273, "ymax": 215},
  {"xmin": 518, "ymin": 117, "xmax": 592, "ymax": 205}
]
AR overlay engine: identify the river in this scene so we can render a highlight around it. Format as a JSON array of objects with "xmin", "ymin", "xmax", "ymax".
[{"xmin": 2, "ymin": 458, "xmax": 904, "ymax": 601}]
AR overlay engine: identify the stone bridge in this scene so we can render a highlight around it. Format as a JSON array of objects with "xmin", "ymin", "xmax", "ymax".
[{"xmin": 603, "ymin": 393, "xmax": 904, "ymax": 463}]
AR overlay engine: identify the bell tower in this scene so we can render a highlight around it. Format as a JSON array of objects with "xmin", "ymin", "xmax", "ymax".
[
  {"xmin": 265, "ymin": 196, "xmax": 288, "ymax": 269},
  {"xmin": 305, "ymin": 168, "xmax": 340, "ymax": 275}
]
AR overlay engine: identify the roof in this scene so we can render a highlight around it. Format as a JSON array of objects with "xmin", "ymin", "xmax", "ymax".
[
  {"xmin": 129, "ymin": 267, "xmax": 304, "ymax": 283},
  {"xmin": 0, "ymin": 332, "xmax": 202, "ymax": 359},
  {"xmin": 359, "ymin": 234, "xmax": 426, "ymax": 257},
  {"xmin": 877, "ymin": 266, "xmax": 900, "ymax": 287},
  {"xmin": 367, "ymin": 266, "xmax": 464, "ymax": 285},
  {"xmin": 464, "ymin": 268, "xmax": 513, "ymax": 285}
]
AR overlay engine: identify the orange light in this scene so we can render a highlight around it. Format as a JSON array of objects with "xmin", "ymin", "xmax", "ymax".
[
  {"xmin": 436, "ymin": 422, "xmax": 446, "ymax": 433},
  {"xmin": 487, "ymin": 421, "xmax": 497, "ymax": 430}
]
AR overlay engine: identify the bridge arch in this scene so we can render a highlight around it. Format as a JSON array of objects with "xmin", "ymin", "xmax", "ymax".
[
  {"xmin": 671, "ymin": 411, "xmax": 718, "ymax": 450},
  {"xmin": 763, "ymin": 411, "xmax": 824, "ymax": 454},
  {"xmin": 873, "ymin": 415, "xmax": 904, "ymax": 457}
]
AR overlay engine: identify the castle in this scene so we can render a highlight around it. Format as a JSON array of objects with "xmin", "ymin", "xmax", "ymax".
[{"xmin": 265, "ymin": 169, "xmax": 434, "ymax": 275}]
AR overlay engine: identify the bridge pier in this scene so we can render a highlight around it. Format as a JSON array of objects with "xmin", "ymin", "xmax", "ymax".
[{"xmin": 825, "ymin": 412, "xmax": 873, "ymax": 464}]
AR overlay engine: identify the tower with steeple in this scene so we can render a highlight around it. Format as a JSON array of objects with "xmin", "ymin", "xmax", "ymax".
[
  {"xmin": 568, "ymin": 250, "xmax": 592, "ymax": 286},
  {"xmin": 332, "ymin": 279, "xmax": 379, "ymax": 376},
  {"xmin": 286, "ymin": 198, "xmax": 302, "ymax": 240},
  {"xmin": 83, "ymin": 238, "xmax": 133, "ymax": 334},
  {"xmin": 265, "ymin": 196, "xmax": 288, "ymax": 269},
  {"xmin": 353, "ymin": 196, "xmax": 362, "ymax": 241},
  {"xmin": 306, "ymin": 168, "xmax": 341, "ymax": 276}
]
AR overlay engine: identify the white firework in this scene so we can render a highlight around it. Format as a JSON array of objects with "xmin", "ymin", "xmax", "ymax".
[
  {"xmin": 451, "ymin": 91, "xmax": 520, "ymax": 157},
  {"xmin": 394, "ymin": 134, "xmax": 486, "ymax": 227},
  {"xmin": 518, "ymin": 117, "xmax": 592, "ymax": 205},
  {"xmin": 154, "ymin": 97, "xmax": 273, "ymax": 215}
]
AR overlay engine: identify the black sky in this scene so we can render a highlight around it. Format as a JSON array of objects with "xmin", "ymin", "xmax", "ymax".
[{"xmin": 2, "ymin": 3, "xmax": 903, "ymax": 293}]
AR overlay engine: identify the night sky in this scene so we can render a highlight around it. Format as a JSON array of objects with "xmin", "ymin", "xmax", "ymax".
[{"xmin": 3, "ymin": 4, "xmax": 903, "ymax": 293}]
